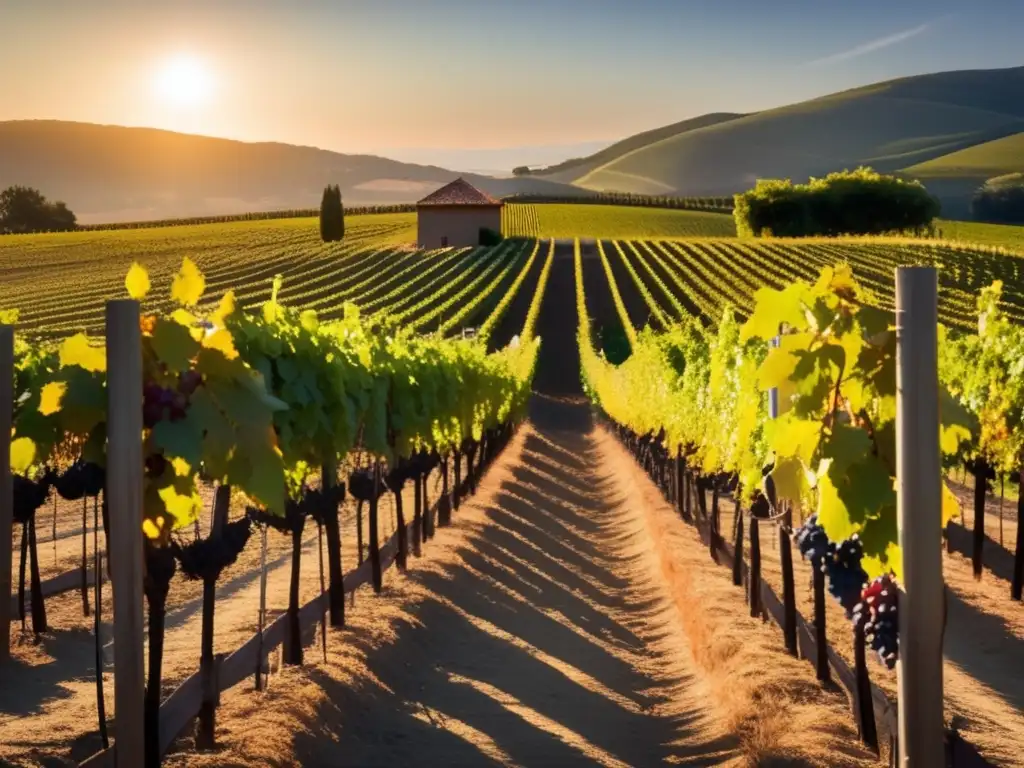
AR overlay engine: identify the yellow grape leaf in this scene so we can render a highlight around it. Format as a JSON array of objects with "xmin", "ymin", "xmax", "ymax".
[
  {"xmin": 142, "ymin": 518, "xmax": 164, "ymax": 539},
  {"xmin": 203, "ymin": 328, "xmax": 238, "ymax": 359},
  {"xmin": 212, "ymin": 291, "xmax": 236, "ymax": 326},
  {"xmin": 941, "ymin": 481, "xmax": 960, "ymax": 526},
  {"xmin": 740, "ymin": 283, "xmax": 810, "ymax": 342},
  {"xmin": 757, "ymin": 347, "xmax": 796, "ymax": 391},
  {"xmin": 10, "ymin": 437, "xmax": 36, "ymax": 473},
  {"xmin": 171, "ymin": 457, "xmax": 192, "ymax": 477},
  {"xmin": 770, "ymin": 415, "xmax": 820, "ymax": 464},
  {"xmin": 171, "ymin": 257, "xmax": 205, "ymax": 307},
  {"xmin": 771, "ymin": 455, "xmax": 808, "ymax": 504},
  {"xmin": 59, "ymin": 334, "xmax": 106, "ymax": 372},
  {"xmin": 816, "ymin": 470, "xmax": 858, "ymax": 543},
  {"xmin": 39, "ymin": 381, "xmax": 67, "ymax": 416},
  {"xmin": 125, "ymin": 262, "xmax": 151, "ymax": 300},
  {"xmin": 300, "ymin": 309, "xmax": 319, "ymax": 332},
  {"xmin": 158, "ymin": 484, "xmax": 201, "ymax": 528}
]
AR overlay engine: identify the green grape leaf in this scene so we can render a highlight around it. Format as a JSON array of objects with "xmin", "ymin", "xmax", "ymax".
[
  {"xmin": 859, "ymin": 510, "xmax": 900, "ymax": 580},
  {"xmin": 822, "ymin": 424, "xmax": 871, "ymax": 474},
  {"xmin": 59, "ymin": 368, "xmax": 106, "ymax": 436},
  {"xmin": 152, "ymin": 415, "xmax": 204, "ymax": 468},
  {"xmin": 151, "ymin": 318, "xmax": 200, "ymax": 373}
]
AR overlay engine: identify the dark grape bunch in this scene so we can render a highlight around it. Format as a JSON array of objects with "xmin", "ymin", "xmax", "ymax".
[
  {"xmin": 825, "ymin": 536, "xmax": 868, "ymax": 616},
  {"xmin": 854, "ymin": 575, "xmax": 899, "ymax": 670},
  {"xmin": 794, "ymin": 514, "xmax": 830, "ymax": 562},
  {"xmin": 794, "ymin": 515, "xmax": 867, "ymax": 616},
  {"xmin": 143, "ymin": 370, "xmax": 202, "ymax": 429}
]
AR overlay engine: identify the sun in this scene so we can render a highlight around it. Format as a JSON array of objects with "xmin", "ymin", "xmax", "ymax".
[{"xmin": 154, "ymin": 54, "xmax": 214, "ymax": 108}]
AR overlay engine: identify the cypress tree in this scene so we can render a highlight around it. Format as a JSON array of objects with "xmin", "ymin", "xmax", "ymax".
[{"xmin": 319, "ymin": 184, "xmax": 345, "ymax": 242}]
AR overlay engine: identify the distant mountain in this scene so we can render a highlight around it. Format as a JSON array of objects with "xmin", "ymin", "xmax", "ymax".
[
  {"xmin": 531, "ymin": 66, "xmax": 1024, "ymax": 215},
  {"xmin": 0, "ymin": 121, "xmax": 585, "ymax": 223}
]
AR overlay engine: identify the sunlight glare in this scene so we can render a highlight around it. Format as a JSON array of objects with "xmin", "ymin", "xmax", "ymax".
[{"xmin": 154, "ymin": 54, "xmax": 214, "ymax": 108}]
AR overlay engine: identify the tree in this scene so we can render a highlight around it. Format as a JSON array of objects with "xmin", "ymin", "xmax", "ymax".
[
  {"xmin": 319, "ymin": 184, "xmax": 344, "ymax": 242},
  {"xmin": 733, "ymin": 167, "xmax": 939, "ymax": 238},
  {"xmin": 0, "ymin": 186, "xmax": 77, "ymax": 234},
  {"xmin": 512, "ymin": 166, "xmax": 531, "ymax": 177},
  {"xmin": 972, "ymin": 174, "xmax": 1024, "ymax": 224}
]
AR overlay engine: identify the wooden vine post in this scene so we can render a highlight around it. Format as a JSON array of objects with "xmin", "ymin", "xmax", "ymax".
[
  {"xmin": 196, "ymin": 484, "xmax": 230, "ymax": 749},
  {"xmin": 321, "ymin": 460, "xmax": 345, "ymax": 626},
  {"xmin": 895, "ymin": 267, "xmax": 944, "ymax": 767},
  {"xmin": 0, "ymin": 325, "xmax": 12, "ymax": 664},
  {"xmin": 1014, "ymin": 452, "xmax": 1024, "ymax": 600},
  {"xmin": 779, "ymin": 528, "xmax": 797, "ymax": 656},
  {"xmin": 812, "ymin": 566, "xmax": 830, "ymax": 682},
  {"xmin": 748, "ymin": 516, "xmax": 761, "ymax": 618},
  {"xmin": 106, "ymin": 300, "xmax": 146, "ymax": 768}
]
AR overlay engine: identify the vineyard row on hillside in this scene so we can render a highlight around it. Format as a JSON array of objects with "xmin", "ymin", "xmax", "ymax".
[{"xmin": 73, "ymin": 204, "xmax": 418, "ymax": 232}]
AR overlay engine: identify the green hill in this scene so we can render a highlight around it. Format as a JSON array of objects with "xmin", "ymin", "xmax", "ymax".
[
  {"xmin": 533, "ymin": 66, "xmax": 1024, "ymax": 205},
  {"xmin": 531, "ymin": 112, "xmax": 745, "ymax": 183},
  {"xmin": 904, "ymin": 131, "xmax": 1024, "ymax": 178},
  {"xmin": 0, "ymin": 120, "xmax": 586, "ymax": 224}
]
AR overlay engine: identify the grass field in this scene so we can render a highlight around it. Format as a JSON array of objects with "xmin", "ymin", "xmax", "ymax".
[
  {"xmin": 936, "ymin": 218, "xmax": 1024, "ymax": 251},
  {"xmin": 502, "ymin": 203, "xmax": 737, "ymax": 238}
]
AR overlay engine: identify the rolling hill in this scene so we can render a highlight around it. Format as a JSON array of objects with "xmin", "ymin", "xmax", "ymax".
[
  {"xmin": 528, "ymin": 112, "xmax": 745, "ymax": 183},
  {"xmin": 905, "ymin": 131, "xmax": 1024, "ymax": 178},
  {"xmin": 0, "ymin": 121, "xmax": 586, "ymax": 224},
  {"xmin": 531, "ymin": 65, "xmax": 1024, "ymax": 215}
]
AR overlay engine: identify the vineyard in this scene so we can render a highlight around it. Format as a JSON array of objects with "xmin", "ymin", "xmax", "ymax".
[
  {"xmin": 501, "ymin": 203, "xmax": 736, "ymax": 239},
  {"xmin": 2, "ymin": 206, "xmax": 1024, "ymax": 766},
  {"xmin": 572, "ymin": 236, "xmax": 1024, "ymax": 765}
]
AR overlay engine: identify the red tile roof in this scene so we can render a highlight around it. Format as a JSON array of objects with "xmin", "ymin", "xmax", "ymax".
[{"xmin": 417, "ymin": 178, "xmax": 502, "ymax": 206}]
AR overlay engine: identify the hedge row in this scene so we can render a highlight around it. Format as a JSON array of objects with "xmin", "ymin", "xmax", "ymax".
[{"xmin": 733, "ymin": 168, "xmax": 940, "ymax": 238}]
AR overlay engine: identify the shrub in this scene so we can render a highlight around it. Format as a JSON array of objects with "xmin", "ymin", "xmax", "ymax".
[
  {"xmin": 971, "ymin": 174, "xmax": 1024, "ymax": 224},
  {"xmin": 733, "ymin": 167, "xmax": 939, "ymax": 238},
  {"xmin": 479, "ymin": 227, "xmax": 503, "ymax": 246}
]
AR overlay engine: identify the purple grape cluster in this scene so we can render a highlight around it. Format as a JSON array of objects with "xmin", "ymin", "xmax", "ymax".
[
  {"xmin": 143, "ymin": 371, "xmax": 202, "ymax": 428},
  {"xmin": 795, "ymin": 515, "xmax": 830, "ymax": 562},
  {"xmin": 826, "ymin": 536, "xmax": 868, "ymax": 616},
  {"xmin": 795, "ymin": 515, "xmax": 867, "ymax": 616},
  {"xmin": 855, "ymin": 575, "xmax": 899, "ymax": 670}
]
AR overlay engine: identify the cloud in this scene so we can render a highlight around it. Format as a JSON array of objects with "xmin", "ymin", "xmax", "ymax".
[{"xmin": 803, "ymin": 21, "xmax": 933, "ymax": 67}]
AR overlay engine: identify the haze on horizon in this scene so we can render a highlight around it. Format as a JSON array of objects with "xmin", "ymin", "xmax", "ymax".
[{"xmin": 2, "ymin": 0, "xmax": 1023, "ymax": 171}]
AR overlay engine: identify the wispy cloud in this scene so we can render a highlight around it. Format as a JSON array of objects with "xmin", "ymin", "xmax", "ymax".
[{"xmin": 803, "ymin": 21, "xmax": 933, "ymax": 67}]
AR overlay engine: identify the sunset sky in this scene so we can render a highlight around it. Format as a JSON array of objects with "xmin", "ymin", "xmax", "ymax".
[{"xmin": 2, "ymin": 0, "xmax": 1022, "ymax": 169}]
